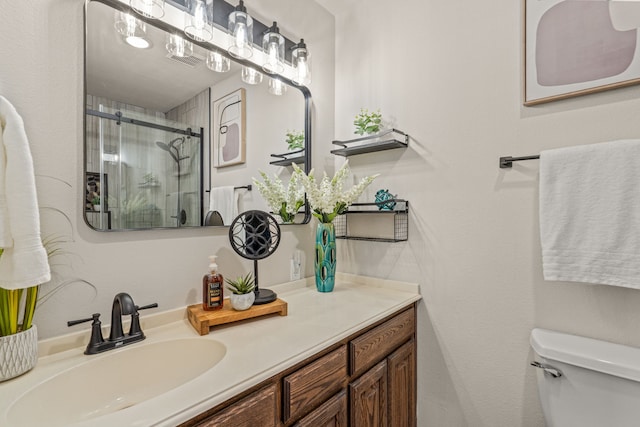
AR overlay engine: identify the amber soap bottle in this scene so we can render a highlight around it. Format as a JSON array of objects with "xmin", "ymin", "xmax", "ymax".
[{"xmin": 203, "ymin": 255, "xmax": 224, "ymax": 311}]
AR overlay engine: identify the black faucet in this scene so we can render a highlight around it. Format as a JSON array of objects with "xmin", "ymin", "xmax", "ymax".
[{"xmin": 67, "ymin": 293, "xmax": 158, "ymax": 355}]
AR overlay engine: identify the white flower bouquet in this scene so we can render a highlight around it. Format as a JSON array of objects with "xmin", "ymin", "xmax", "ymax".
[
  {"xmin": 252, "ymin": 171, "xmax": 305, "ymax": 223},
  {"xmin": 292, "ymin": 161, "xmax": 378, "ymax": 223}
]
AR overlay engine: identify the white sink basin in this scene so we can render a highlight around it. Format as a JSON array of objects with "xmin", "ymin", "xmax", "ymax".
[{"xmin": 7, "ymin": 338, "xmax": 226, "ymax": 427}]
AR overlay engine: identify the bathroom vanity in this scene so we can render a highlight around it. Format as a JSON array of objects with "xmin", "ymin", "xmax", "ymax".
[
  {"xmin": 0, "ymin": 274, "xmax": 420, "ymax": 427},
  {"xmin": 182, "ymin": 303, "xmax": 416, "ymax": 426}
]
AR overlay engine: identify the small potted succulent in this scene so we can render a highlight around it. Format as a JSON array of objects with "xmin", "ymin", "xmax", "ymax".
[{"xmin": 225, "ymin": 273, "xmax": 256, "ymax": 311}]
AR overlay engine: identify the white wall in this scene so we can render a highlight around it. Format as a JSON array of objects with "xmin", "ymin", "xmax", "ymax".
[
  {"xmin": 320, "ymin": 0, "xmax": 640, "ymax": 426},
  {"xmin": 0, "ymin": 0, "xmax": 333, "ymax": 339}
]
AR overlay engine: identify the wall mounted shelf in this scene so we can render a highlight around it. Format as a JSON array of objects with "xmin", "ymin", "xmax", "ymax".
[
  {"xmin": 269, "ymin": 149, "xmax": 305, "ymax": 166},
  {"xmin": 334, "ymin": 199, "xmax": 409, "ymax": 242},
  {"xmin": 331, "ymin": 129, "xmax": 409, "ymax": 157}
]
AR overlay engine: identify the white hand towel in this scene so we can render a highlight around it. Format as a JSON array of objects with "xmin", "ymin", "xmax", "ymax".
[
  {"xmin": 539, "ymin": 139, "xmax": 640, "ymax": 289},
  {"xmin": 208, "ymin": 186, "xmax": 238, "ymax": 225},
  {"xmin": 0, "ymin": 96, "xmax": 51, "ymax": 289}
]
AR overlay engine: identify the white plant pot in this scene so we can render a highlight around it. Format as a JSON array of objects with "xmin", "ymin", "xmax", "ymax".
[
  {"xmin": 229, "ymin": 293, "xmax": 255, "ymax": 311},
  {"xmin": 0, "ymin": 325, "xmax": 38, "ymax": 382}
]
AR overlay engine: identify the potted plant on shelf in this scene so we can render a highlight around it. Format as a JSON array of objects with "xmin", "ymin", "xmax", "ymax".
[
  {"xmin": 226, "ymin": 273, "xmax": 256, "ymax": 311},
  {"xmin": 285, "ymin": 130, "xmax": 304, "ymax": 151},
  {"xmin": 353, "ymin": 108, "xmax": 382, "ymax": 136},
  {"xmin": 253, "ymin": 171, "xmax": 305, "ymax": 224}
]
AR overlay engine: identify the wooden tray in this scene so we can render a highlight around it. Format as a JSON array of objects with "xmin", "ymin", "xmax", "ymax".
[{"xmin": 187, "ymin": 298, "xmax": 288, "ymax": 335}]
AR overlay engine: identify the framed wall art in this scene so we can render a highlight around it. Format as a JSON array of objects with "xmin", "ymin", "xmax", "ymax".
[
  {"xmin": 525, "ymin": 0, "xmax": 640, "ymax": 105},
  {"xmin": 212, "ymin": 88, "xmax": 246, "ymax": 168}
]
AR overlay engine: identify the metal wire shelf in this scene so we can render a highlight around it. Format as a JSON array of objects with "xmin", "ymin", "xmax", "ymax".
[{"xmin": 334, "ymin": 199, "xmax": 409, "ymax": 242}]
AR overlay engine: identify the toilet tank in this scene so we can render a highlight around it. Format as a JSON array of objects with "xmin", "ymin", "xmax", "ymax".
[{"xmin": 530, "ymin": 329, "xmax": 640, "ymax": 427}]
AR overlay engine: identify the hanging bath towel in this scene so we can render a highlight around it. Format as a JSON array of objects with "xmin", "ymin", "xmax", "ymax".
[
  {"xmin": 539, "ymin": 139, "xmax": 640, "ymax": 289},
  {"xmin": 208, "ymin": 186, "xmax": 238, "ymax": 225},
  {"xmin": 0, "ymin": 96, "xmax": 50, "ymax": 289}
]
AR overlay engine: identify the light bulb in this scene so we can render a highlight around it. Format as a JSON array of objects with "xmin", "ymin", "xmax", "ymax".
[
  {"xmin": 242, "ymin": 66, "xmax": 263, "ymax": 85},
  {"xmin": 166, "ymin": 34, "xmax": 193, "ymax": 58},
  {"xmin": 292, "ymin": 39, "xmax": 311, "ymax": 86},
  {"xmin": 115, "ymin": 11, "xmax": 150, "ymax": 49},
  {"xmin": 185, "ymin": 0, "xmax": 212, "ymax": 41},
  {"xmin": 206, "ymin": 51, "xmax": 230, "ymax": 73},
  {"xmin": 268, "ymin": 78, "xmax": 287, "ymax": 96},
  {"xmin": 130, "ymin": 0, "xmax": 164, "ymax": 19},
  {"xmin": 228, "ymin": 1, "xmax": 253, "ymax": 59},
  {"xmin": 262, "ymin": 22, "xmax": 284, "ymax": 73}
]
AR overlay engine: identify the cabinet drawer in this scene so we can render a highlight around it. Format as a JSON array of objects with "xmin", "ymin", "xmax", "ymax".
[
  {"xmin": 283, "ymin": 345, "xmax": 348, "ymax": 423},
  {"xmin": 350, "ymin": 307, "xmax": 415, "ymax": 377},
  {"xmin": 293, "ymin": 390, "xmax": 347, "ymax": 427},
  {"xmin": 196, "ymin": 384, "xmax": 277, "ymax": 427}
]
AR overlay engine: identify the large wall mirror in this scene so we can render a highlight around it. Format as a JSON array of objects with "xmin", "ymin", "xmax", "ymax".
[{"xmin": 84, "ymin": 0, "xmax": 311, "ymax": 231}]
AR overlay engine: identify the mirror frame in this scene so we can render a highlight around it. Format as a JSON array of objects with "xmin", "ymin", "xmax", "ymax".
[{"xmin": 83, "ymin": 0, "xmax": 312, "ymax": 230}]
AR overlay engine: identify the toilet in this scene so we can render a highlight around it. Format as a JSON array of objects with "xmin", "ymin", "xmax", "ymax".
[{"xmin": 530, "ymin": 328, "xmax": 640, "ymax": 427}]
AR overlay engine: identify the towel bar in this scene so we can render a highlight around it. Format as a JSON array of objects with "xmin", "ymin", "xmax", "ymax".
[{"xmin": 499, "ymin": 155, "xmax": 540, "ymax": 168}]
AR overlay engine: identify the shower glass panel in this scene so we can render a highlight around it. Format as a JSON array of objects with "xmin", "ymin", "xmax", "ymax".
[{"xmin": 85, "ymin": 104, "xmax": 202, "ymax": 230}]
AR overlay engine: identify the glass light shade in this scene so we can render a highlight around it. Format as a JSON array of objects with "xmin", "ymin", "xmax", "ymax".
[
  {"xmin": 206, "ymin": 51, "xmax": 230, "ymax": 72},
  {"xmin": 184, "ymin": 0, "xmax": 212, "ymax": 42},
  {"xmin": 130, "ymin": 0, "xmax": 165, "ymax": 19},
  {"xmin": 228, "ymin": 2, "xmax": 253, "ymax": 59},
  {"xmin": 114, "ymin": 11, "xmax": 150, "ymax": 49},
  {"xmin": 166, "ymin": 33, "xmax": 193, "ymax": 58},
  {"xmin": 241, "ymin": 66, "xmax": 263, "ymax": 85},
  {"xmin": 262, "ymin": 23, "xmax": 284, "ymax": 74},
  {"xmin": 268, "ymin": 78, "xmax": 287, "ymax": 96},
  {"xmin": 292, "ymin": 39, "xmax": 311, "ymax": 86}
]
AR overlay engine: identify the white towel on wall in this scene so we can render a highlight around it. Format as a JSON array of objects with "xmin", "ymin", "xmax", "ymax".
[
  {"xmin": 0, "ymin": 96, "xmax": 51, "ymax": 289},
  {"xmin": 209, "ymin": 186, "xmax": 238, "ymax": 225},
  {"xmin": 539, "ymin": 139, "xmax": 640, "ymax": 289}
]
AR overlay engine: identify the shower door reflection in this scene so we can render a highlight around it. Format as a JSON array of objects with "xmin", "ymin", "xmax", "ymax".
[{"xmin": 85, "ymin": 103, "xmax": 202, "ymax": 230}]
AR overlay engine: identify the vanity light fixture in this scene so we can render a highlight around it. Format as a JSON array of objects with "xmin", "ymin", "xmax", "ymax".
[
  {"xmin": 268, "ymin": 78, "xmax": 287, "ymax": 96},
  {"xmin": 206, "ymin": 50, "xmax": 230, "ymax": 72},
  {"xmin": 241, "ymin": 66, "xmax": 263, "ymax": 85},
  {"xmin": 114, "ymin": 10, "xmax": 151, "ymax": 49},
  {"xmin": 291, "ymin": 39, "xmax": 311, "ymax": 86},
  {"xmin": 262, "ymin": 22, "xmax": 285, "ymax": 74},
  {"xmin": 184, "ymin": 0, "xmax": 212, "ymax": 42},
  {"xmin": 130, "ymin": 0, "xmax": 165, "ymax": 19},
  {"xmin": 227, "ymin": 0, "xmax": 253, "ymax": 59},
  {"xmin": 166, "ymin": 33, "xmax": 193, "ymax": 57}
]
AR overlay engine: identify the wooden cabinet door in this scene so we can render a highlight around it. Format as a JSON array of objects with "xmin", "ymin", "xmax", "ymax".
[
  {"xmin": 294, "ymin": 390, "xmax": 348, "ymax": 427},
  {"xmin": 195, "ymin": 384, "xmax": 277, "ymax": 427},
  {"xmin": 387, "ymin": 339, "xmax": 416, "ymax": 427},
  {"xmin": 350, "ymin": 360, "xmax": 388, "ymax": 427}
]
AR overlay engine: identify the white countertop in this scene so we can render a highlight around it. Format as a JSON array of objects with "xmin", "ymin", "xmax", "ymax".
[{"xmin": 0, "ymin": 273, "xmax": 420, "ymax": 427}]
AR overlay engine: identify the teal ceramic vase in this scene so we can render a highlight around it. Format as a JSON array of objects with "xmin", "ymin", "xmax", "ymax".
[{"xmin": 315, "ymin": 222, "xmax": 336, "ymax": 292}]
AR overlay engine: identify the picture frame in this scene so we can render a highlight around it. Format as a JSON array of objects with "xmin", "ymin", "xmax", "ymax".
[
  {"xmin": 212, "ymin": 88, "xmax": 246, "ymax": 168},
  {"xmin": 525, "ymin": 0, "xmax": 640, "ymax": 105},
  {"xmin": 85, "ymin": 172, "xmax": 108, "ymax": 212}
]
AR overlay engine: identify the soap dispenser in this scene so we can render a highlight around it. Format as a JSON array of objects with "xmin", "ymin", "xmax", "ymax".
[{"xmin": 203, "ymin": 255, "xmax": 224, "ymax": 311}]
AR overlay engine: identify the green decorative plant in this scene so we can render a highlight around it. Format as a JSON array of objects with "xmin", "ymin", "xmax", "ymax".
[
  {"xmin": 286, "ymin": 130, "xmax": 304, "ymax": 151},
  {"xmin": 225, "ymin": 273, "xmax": 256, "ymax": 295},
  {"xmin": 0, "ymin": 237, "xmax": 60, "ymax": 337},
  {"xmin": 353, "ymin": 108, "xmax": 382, "ymax": 136},
  {"xmin": 91, "ymin": 195, "xmax": 100, "ymax": 206}
]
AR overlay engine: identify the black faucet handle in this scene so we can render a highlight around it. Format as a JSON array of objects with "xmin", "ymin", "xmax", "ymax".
[
  {"xmin": 67, "ymin": 313, "xmax": 101, "ymax": 327},
  {"xmin": 129, "ymin": 303, "xmax": 158, "ymax": 337},
  {"xmin": 136, "ymin": 303, "xmax": 159, "ymax": 312}
]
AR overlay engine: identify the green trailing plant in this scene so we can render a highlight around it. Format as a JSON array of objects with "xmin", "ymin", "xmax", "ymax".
[
  {"xmin": 225, "ymin": 273, "xmax": 256, "ymax": 295},
  {"xmin": 91, "ymin": 196, "xmax": 100, "ymax": 206},
  {"xmin": 353, "ymin": 108, "xmax": 382, "ymax": 136},
  {"xmin": 285, "ymin": 130, "xmax": 305, "ymax": 151}
]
